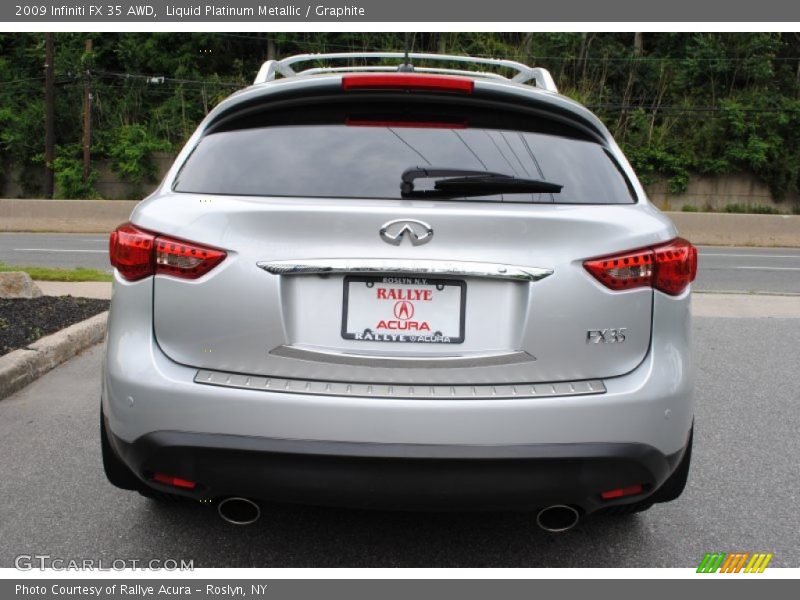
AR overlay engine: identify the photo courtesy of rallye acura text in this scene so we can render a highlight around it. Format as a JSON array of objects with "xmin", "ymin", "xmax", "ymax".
[{"xmin": 101, "ymin": 52, "xmax": 697, "ymax": 530}]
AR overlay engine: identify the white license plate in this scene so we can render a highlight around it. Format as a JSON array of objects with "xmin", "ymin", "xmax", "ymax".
[{"xmin": 342, "ymin": 276, "xmax": 465, "ymax": 344}]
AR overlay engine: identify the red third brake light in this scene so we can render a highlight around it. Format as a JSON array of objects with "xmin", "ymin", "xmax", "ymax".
[
  {"xmin": 109, "ymin": 223, "xmax": 226, "ymax": 281},
  {"xmin": 342, "ymin": 73, "xmax": 474, "ymax": 94},
  {"xmin": 584, "ymin": 238, "xmax": 698, "ymax": 296}
]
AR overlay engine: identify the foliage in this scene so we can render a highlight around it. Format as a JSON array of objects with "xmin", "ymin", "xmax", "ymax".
[
  {"xmin": 52, "ymin": 154, "xmax": 99, "ymax": 199},
  {"xmin": 104, "ymin": 124, "xmax": 170, "ymax": 194},
  {"xmin": 723, "ymin": 203, "xmax": 781, "ymax": 214},
  {"xmin": 1, "ymin": 33, "xmax": 800, "ymax": 200},
  {"xmin": 681, "ymin": 204, "xmax": 699, "ymax": 212}
]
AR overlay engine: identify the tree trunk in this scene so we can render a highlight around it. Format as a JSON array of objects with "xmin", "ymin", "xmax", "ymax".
[{"xmin": 44, "ymin": 33, "xmax": 55, "ymax": 198}]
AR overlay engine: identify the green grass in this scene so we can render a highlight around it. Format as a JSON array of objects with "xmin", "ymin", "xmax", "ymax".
[
  {"xmin": 0, "ymin": 262, "xmax": 112, "ymax": 282},
  {"xmin": 723, "ymin": 203, "xmax": 781, "ymax": 215}
]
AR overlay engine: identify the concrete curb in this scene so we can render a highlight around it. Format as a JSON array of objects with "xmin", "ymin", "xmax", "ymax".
[
  {"xmin": 0, "ymin": 311, "xmax": 107, "ymax": 400},
  {"xmin": 668, "ymin": 212, "xmax": 800, "ymax": 247}
]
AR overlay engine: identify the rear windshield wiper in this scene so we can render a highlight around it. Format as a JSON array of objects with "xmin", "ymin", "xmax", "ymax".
[{"xmin": 400, "ymin": 167, "xmax": 563, "ymax": 198}]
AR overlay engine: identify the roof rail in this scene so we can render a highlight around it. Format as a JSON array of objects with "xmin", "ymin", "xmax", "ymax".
[{"xmin": 254, "ymin": 52, "xmax": 558, "ymax": 93}]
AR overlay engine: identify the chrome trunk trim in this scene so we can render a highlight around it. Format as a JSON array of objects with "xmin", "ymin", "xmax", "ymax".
[
  {"xmin": 194, "ymin": 369, "xmax": 606, "ymax": 400},
  {"xmin": 257, "ymin": 259, "xmax": 553, "ymax": 282},
  {"xmin": 269, "ymin": 345, "xmax": 536, "ymax": 368}
]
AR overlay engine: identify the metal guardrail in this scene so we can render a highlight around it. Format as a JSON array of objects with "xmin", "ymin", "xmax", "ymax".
[{"xmin": 253, "ymin": 52, "xmax": 558, "ymax": 92}]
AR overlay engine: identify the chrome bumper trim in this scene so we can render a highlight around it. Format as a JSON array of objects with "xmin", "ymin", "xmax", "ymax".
[
  {"xmin": 257, "ymin": 259, "xmax": 553, "ymax": 282},
  {"xmin": 269, "ymin": 345, "xmax": 536, "ymax": 368},
  {"xmin": 194, "ymin": 369, "xmax": 606, "ymax": 400}
]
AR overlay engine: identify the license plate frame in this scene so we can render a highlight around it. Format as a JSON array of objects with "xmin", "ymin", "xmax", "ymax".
[{"xmin": 341, "ymin": 276, "xmax": 466, "ymax": 344}]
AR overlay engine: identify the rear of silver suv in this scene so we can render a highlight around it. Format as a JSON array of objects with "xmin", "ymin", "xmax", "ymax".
[{"xmin": 101, "ymin": 53, "xmax": 696, "ymax": 524}]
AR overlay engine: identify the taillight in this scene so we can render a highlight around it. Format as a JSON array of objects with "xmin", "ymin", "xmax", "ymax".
[
  {"xmin": 109, "ymin": 224, "xmax": 155, "ymax": 281},
  {"xmin": 584, "ymin": 238, "xmax": 697, "ymax": 296},
  {"xmin": 342, "ymin": 73, "xmax": 474, "ymax": 94},
  {"xmin": 155, "ymin": 237, "xmax": 226, "ymax": 279},
  {"xmin": 109, "ymin": 223, "xmax": 226, "ymax": 281},
  {"xmin": 653, "ymin": 239, "xmax": 699, "ymax": 295}
]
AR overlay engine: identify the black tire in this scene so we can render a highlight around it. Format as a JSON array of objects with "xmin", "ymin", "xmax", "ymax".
[{"xmin": 100, "ymin": 407, "xmax": 142, "ymax": 491}]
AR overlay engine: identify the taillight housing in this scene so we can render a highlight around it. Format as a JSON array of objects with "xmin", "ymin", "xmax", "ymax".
[
  {"xmin": 342, "ymin": 73, "xmax": 474, "ymax": 94},
  {"xmin": 109, "ymin": 223, "xmax": 226, "ymax": 281},
  {"xmin": 584, "ymin": 238, "xmax": 697, "ymax": 296}
]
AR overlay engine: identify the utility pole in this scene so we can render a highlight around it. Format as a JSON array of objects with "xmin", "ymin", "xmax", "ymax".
[
  {"xmin": 267, "ymin": 37, "xmax": 276, "ymax": 61},
  {"xmin": 44, "ymin": 33, "xmax": 55, "ymax": 198},
  {"xmin": 82, "ymin": 39, "xmax": 92, "ymax": 181}
]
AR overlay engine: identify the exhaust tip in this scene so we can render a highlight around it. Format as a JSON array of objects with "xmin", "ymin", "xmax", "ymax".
[
  {"xmin": 217, "ymin": 497, "xmax": 261, "ymax": 526},
  {"xmin": 536, "ymin": 504, "xmax": 580, "ymax": 532}
]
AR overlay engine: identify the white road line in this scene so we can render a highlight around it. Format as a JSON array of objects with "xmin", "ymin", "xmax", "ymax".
[
  {"xmin": 700, "ymin": 253, "xmax": 800, "ymax": 259},
  {"xmin": 12, "ymin": 248, "xmax": 108, "ymax": 253},
  {"xmin": 732, "ymin": 266, "xmax": 800, "ymax": 271}
]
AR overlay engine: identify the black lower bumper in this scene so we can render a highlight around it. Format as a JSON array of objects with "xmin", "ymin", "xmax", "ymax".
[{"xmin": 107, "ymin": 425, "xmax": 686, "ymax": 513}]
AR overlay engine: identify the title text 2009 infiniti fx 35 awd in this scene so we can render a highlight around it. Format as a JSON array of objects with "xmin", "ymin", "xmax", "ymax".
[{"xmin": 101, "ymin": 53, "xmax": 697, "ymax": 528}]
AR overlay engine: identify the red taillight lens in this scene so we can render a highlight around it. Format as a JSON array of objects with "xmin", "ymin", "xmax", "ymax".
[
  {"xmin": 583, "ymin": 248, "xmax": 654, "ymax": 291},
  {"xmin": 653, "ymin": 238, "xmax": 698, "ymax": 295},
  {"xmin": 152, "ymin": 472, "xmax": 196, "ymax": 489},
  {"xmin": 342, "ymin": 73, "xmax": 474, "ymax": 94},
  {"xmin": 583, "ymin": 238, "xmax": 697, "ymax": 296},
  {"xmin": 600, "ymin": 484, "xmax": 644, "ymax": 500},
  {"xmin": 109, "ymin": 224, "xmax": 155, "ymax": 281},
  {"xmin": 109, "ymin": 223, "xmax": 226, "ymax": 281},
  {"xmin": 155, "ymin": 236, "xmax": 226, "ymax": 279}
]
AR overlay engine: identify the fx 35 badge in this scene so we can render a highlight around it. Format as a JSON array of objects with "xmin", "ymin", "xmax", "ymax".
[{"xmin": 587, "ymin": 328, "xmax": 627, "ymax": 344}]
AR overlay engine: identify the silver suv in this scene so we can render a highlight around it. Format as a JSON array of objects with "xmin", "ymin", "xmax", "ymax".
[{"xmin": 101, "ymin": 53, "xmax": 696, "ymax": 530}]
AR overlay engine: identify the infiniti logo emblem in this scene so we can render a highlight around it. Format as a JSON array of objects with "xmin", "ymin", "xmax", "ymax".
[{"xmin": 379, "ymin": 219, "xmax": 434, "ymax": 246}]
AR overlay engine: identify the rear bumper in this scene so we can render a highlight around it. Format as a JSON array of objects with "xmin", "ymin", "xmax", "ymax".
[
  {"xmin": 106, "ymin": 423, "xmax": 686, "ymax": 513},
  {"xmin": 103, "ymin": 276, "xmax": 694, "ymax": 512}
]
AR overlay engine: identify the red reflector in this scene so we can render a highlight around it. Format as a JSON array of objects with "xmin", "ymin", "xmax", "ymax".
[
  {"xmin": 600, "ymin": 484, "xmax": 644, "ymax": 500},
  {"xmin": 109, "ymin": 223, "xmax": 226, "ymax": 281},
  {"xmin": 109, "ymin": 224, "xmax": 155, "ymax": 281},
  {"xmin": 345, "ymin": 118, "xmax": 467, "ymax": 129},
  {"xmin": 152, "ymin": 472, "xmax": 196, "ymax": 489},
  {"xmin": 583, "ymin": 238, "xmax": 697, "ymax": 296},
  {"xmin": 342, "ymin": 73, "xmax": 474, "ymax": 94}
]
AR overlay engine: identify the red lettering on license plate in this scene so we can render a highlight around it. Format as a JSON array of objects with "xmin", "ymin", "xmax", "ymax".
[{"xmin": 376, "ymin": 288, "xmax": 433, "ymax": 301}]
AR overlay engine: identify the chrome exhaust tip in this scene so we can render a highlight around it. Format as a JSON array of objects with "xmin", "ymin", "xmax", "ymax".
[
  {"xmin": 536, "ymin": 504, "xmax": 580, "ymax": 532},
  {"xmin": 217, "ymin": 497, "xmax": 261, "ymax": 526}
]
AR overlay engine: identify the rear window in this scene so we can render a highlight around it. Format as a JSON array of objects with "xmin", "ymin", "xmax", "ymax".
[{"xmin": 174, "ymin": 101, "xmax": 635, "ymax": 204}]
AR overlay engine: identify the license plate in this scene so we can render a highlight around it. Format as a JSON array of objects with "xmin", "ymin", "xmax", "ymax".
[{"xmin": 342, "ymin": 276, "xmax": 465, "ymax": 344}]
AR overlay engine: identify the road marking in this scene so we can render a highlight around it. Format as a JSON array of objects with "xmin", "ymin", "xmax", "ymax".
[
  {"xmin": 700, "ymin": 253, "xmax": 800, "ymax": 259},
  {"xmin": 13, "ymin": 248, "xmax": 107, "ymax": 253},
  {"xmin": 732, "ymin": 266, "xmax": 800, "ymax": 271}
]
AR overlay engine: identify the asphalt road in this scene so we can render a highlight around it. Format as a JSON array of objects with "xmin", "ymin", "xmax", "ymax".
[
  {"xmin": 0, "ymin": 316, "xmax": 798, "ymax": 568},
  {"xmin": 1, "ymin": 233, "xmax": 799, "ymax": 294}
]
